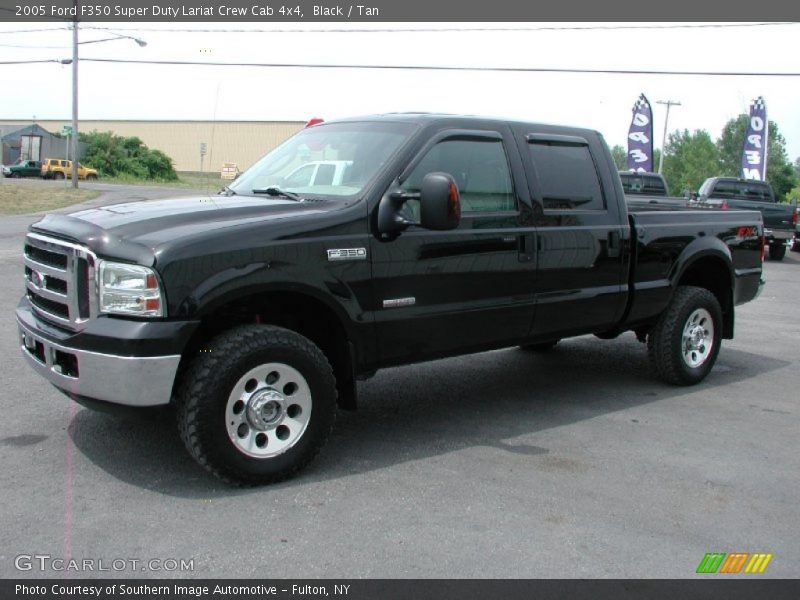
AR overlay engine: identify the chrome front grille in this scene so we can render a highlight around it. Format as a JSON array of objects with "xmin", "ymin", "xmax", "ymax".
[{"xmin": 23, "ymin": 233, "xmax": 97, "ymax": 331}]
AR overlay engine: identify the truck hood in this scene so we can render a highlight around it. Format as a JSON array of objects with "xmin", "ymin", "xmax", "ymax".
[{"xmin": 30, "ymin": 195, "xmax": 332, "ymax": 266}]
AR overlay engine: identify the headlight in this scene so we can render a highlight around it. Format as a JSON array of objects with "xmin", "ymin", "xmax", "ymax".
[{"xmin": 97, "ymin": 261, "xmax": 165, "ymax": 317}]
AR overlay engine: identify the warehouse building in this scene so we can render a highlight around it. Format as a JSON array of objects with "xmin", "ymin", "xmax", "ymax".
[{"xmin": 0, "ymin": 120, "xmax": 305, "ymax": 173}]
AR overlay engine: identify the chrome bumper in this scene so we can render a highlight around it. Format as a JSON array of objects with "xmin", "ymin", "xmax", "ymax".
[
  {"xmin": 764, "ymin": 228, "xmax": 793, "ymax": 241},
  {"xmin": 17, "ymin": 316, "xmax": 180, "ymax": 407}
]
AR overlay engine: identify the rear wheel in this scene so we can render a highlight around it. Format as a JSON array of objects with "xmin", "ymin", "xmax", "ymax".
[
  {"xmin": 769, "ymin": 243, "xmax": 786, "ymax": 261},
  {"xmin": 176, "ymin": 324, "xmax": 337, "ymax": 485},
  {"xmin": 647, "ymin": 286, "xmax": 722, "ymax": 386},
  {"xmin": 54, "ymin": 172, "xmax": 65, "ymax": 180}
]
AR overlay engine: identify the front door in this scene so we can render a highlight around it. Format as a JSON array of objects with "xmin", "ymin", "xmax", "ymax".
[{"xmin": 370, "ymin": 128, "xmax": 537, "ymax": 365}]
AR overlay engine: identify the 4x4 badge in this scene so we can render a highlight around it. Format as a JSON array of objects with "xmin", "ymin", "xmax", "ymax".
[{"xmin": 327, "ymin": 248, "xmax": 367, "ymax": 261}]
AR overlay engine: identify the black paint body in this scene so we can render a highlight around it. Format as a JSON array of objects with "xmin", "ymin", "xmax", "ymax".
[{"xmin": 24, "ymin": 115, "xmax": 765, "ymax": 378}]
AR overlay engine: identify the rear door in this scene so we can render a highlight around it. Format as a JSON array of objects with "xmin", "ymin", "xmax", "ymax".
[
  {"xmin": 515, "ymin": 130, "xmax": 629, "ymax": 339},
  {"xmin": 370, "ymin": 126, "xmax": 537, "ymax": 364}
]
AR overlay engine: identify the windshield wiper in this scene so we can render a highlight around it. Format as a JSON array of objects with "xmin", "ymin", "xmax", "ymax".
[{"xmin": 251, "ymin": 187, "xmax": 305, "ymax": 202}]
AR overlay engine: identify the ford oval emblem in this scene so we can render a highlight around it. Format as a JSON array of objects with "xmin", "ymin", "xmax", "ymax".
[{"xmin": 30, "ymin": 270, "xmax": 43, "ymax": 287}]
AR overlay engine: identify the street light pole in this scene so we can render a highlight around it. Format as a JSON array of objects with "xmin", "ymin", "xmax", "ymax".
[
  {"xmin": 70, "ymin": 5, "xmax": 79, "ymax": 188},
  {"xmin": 656, "ymin": 99, "xmax": 681, "ymax": 174}
]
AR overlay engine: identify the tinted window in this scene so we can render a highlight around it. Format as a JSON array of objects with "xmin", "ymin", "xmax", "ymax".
[
  {"xmin": 402, "ymin": 138, "xmax": 515, "ymax": 214},
  {"xmin": 712, "ymin": 180, "xmax": 772, "ymax": 202},
  {"xmin": 529, "ymin": 142, "xmax": 604, "ymax": 210}
]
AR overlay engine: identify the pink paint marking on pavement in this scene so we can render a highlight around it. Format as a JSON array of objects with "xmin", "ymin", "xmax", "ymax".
[{"xmin": 64, "ymin": 399, "xmax": 76, "ymax": 579}]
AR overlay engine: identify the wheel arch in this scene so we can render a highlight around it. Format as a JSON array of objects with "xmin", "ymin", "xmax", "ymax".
[
  {"xmin": 179, "ymin": 287, "xmax": 359, "ymax": 410},
  {"xmin": 670, "ymin": 245, "xmax": 734, "ymax": 339}
]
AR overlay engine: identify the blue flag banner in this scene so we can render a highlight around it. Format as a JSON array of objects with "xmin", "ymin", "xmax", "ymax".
[
  {"xmin": 627, "ymin": 94, "xmax": 654, "ymax": 172},
  {"xmin": 741, "ymin": 96, "xmax": 768, "ymax": 181}
]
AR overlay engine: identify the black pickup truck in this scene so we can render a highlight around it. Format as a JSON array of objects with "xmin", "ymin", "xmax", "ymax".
[
  {"xmin": 619, "ymin": 171, "xmax": 670, "ymax": 196},
  {"xmin": 619, "ymin": 171, "xmax": 690, "ymax": 210},
  {"xmin": 16, "ymin": 114, "xmax": 765, "ymax": 484},
  {"xmin": 696, "ymin": 177, "xmax": 797, "ymax": 261}
]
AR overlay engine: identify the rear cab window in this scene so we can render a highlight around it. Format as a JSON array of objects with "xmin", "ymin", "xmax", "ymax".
[{"xmin": 526, "ymin": 137, "xmax": 606, "ymax": 211}]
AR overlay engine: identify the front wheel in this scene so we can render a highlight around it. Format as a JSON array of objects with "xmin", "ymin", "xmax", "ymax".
[
  {"xmin": 647, "ymin": 286, "xmax": 722, "ymax": 386},
  {"xmin": 769, "ymin": 243, "xmax": 786, "ymax": 261},
  {"xmin": 176, "ymin": 324, "xmax": 337, "ymax": 485},
  {"xmin": 11, "ymin": 172, "xmax": 20, "ymax": 179}
]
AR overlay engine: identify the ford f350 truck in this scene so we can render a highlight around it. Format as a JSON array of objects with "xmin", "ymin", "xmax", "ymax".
[{"xmin": 16, "ymin": 114, "xmax": 765, "ymax": 485}]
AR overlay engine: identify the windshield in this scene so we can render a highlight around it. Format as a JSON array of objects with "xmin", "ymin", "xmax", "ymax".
[{"xmin": 230, "ymin": 121, "xmax": 416, "ymax": 198}]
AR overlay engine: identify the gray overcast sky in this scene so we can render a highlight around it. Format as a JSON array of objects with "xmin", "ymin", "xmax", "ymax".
[{"xmin": 1, "ymin": 22, "xmax": 799, "ymax": 160}]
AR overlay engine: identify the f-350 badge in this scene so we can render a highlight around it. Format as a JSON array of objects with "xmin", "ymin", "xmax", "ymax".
[{"xmin": 327, "ymin": 248, "xmax": 367, "ymax": 261}]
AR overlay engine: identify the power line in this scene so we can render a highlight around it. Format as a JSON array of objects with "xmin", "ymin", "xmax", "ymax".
[
  {"xmin": 78, "ymin": 57, "xmax": 800, "ymax": 77},
  {"xmin": 0, "ymin": 59, "xmax": 68, "ymax": 64},
  {"xmin": 0, "ymin": 43, "xmax": 70, "ymax": 48},
  {"xmin": 0, "ymin": 26, "xmax": 71, "ymax": 34},
  {"xmin": 79, "ymin": 22, "xmax": 799, "ymax": 34}
]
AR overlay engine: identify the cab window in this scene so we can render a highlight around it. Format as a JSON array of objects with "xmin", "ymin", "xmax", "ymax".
[{"xmin": 401, "ymin": 138, "xmax": 515, "ymax": 218}]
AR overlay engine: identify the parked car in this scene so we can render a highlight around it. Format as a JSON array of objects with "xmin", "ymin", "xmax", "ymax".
[
  {"xmin": 619, "ymin": 171, "xmax": 689, "ymax": 210},
  {"xmin": 280, "ymin": 160, "xmax": 353, "ymax": 189},
  {"xmin": 16, "ymin": 114, "xmax": 765, "ymax": 484},
  {"xmin": 41, "ymin": 158, "xmax": 98, "ymax": 180},
  {"xmin": 619, "ymin": 171, "xmax": 670, "ymax": 196},
  {"xmin": 2, "ymin": 159, "xmax": 42, "ymax": 178},
  {"xmin": 695, "ymin": 177, "xmax": 796, "ymax": 261}
]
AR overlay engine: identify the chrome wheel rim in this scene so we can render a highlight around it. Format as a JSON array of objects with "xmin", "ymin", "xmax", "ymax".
[
  {"xmin": 225, "ymin": 362, "xmax": 312, "ymax": 458},
  {"xmin": 682, "ymin": 308, "xmax": 714, "ymax": 368}
]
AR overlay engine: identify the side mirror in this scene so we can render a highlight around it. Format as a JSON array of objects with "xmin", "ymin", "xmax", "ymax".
[
  {"xmin": 420, "ymin": 172, "xmax": 461, "ymax": 231},
  {"xmin": 377, "ymin": 172, "xmax": 461, "ymax": 236}
]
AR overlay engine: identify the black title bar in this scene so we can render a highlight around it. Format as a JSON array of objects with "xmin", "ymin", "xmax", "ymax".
[{"xmin": 0, "ymin": 0, "xmax": 798, "ymax": 22}]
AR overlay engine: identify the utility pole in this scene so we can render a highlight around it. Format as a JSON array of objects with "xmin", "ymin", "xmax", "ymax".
[
  {"xmin": 656, "ymin": 99, "xmax": 681, "ymax": 174},
  {"xmin": 70, "ymin": 1, "xmax": 79, "ymax": 189}
]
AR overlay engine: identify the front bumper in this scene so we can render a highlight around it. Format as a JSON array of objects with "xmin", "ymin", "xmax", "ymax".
[{"xmin": 16, "ymin": 301, "xmax": 191, "ymax": 407}]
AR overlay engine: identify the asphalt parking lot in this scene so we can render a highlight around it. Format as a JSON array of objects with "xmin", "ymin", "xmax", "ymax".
[{"xmin": 0, "ymin": 188, "xmax": 798, "ymax": 579}]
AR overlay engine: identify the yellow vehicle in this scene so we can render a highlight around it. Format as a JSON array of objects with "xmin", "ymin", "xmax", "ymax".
[{"xmin": 41, "ymin": 158, "xmax": 98, "ymax": 180}]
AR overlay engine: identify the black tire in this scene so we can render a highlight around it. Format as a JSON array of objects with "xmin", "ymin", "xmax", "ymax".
[
  {"xmin": 792, "ymin": 237, "xmax": 800, "ymax": 253},
  {"xmin": 54, "ymin": 172, "xmax": 65, "ymax": 180},
  {"xmin": 11, "ymin": 172, "xmax": 20, "ymax": 179},
  {"xmin": 175, "ymin": 324, "xmax": 337, "ymax": 485},
  {"xmin": 521, "ymin": 340, "xmax": 559, "ymax": 352},
  {"xmin": 86, "ymin": 174, "xmax": 97, "ymax": 181},
  {"xmin": 647, "ymin": 286, "xmax": 722, "ymax": 386},
  {"xmin": 769, "ymin": 243, "xmax": 786, "ymax": 261}
]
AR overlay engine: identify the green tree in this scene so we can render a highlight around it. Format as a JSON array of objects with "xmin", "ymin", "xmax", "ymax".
[
  {"xmin": 611, "ymin": 144, "xmax": 661, "ymax": 173},
  {"xmin": 611, "ymin": 145, "xmax": 626, "ymax": 170},
  {"xmin": 79, "ymin": 130, "xmax": 178, "ymax": 181},
  {"xmin": 662, "ymin": 129, "xmax": 720, "ymax": 196},
  {"xmin": 717, "ymin": 115, "xmax": 798, "ymax": 202}
]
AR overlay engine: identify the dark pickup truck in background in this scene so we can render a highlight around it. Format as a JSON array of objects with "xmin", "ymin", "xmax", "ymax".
[
  {"xmin": 695, "ymin": 177, "xmax": 797, "ymax": 261},
  {"xmin": 619, "ymin": 171, "xmax": 689, "ymax": 210},
  {"xmin": 16, "ymin": 114, "xmax": 765, "ymax": 484},
  {"xmin": 619, "ymin": 171, "xmax": 670, "ymax": 196}
]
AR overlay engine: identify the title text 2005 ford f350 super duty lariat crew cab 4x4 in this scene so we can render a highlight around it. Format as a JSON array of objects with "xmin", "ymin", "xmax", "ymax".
[{"xmin": 16, "ymin": 115, "xmax": 765, "ymax": 484}]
